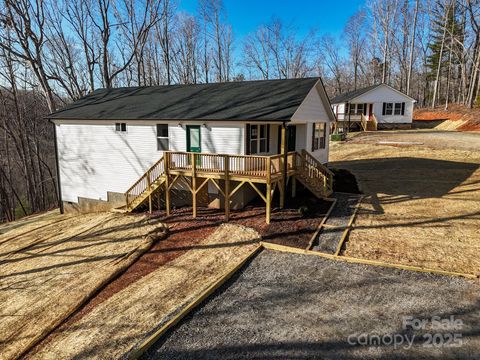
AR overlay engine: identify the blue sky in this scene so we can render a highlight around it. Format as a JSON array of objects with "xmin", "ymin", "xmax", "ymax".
[{"xmin": 178, "ymin": 0, "xmax": 366, "ymax": 38}]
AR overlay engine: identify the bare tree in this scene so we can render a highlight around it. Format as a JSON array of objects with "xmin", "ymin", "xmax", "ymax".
[
  {"xmin": 344, "ymin": 11, "xmax": 366, "ymax": 90},
  {"xmin": 0, "ymin": 0, "xmax": 57, "ymax": 112}
]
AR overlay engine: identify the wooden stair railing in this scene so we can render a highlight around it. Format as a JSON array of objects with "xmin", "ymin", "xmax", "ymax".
[
  {"xmin": 371, "ymin": 114, "xmax": 378, "ymax": 130},
  {"xmin": 295, "ymin": 150, "xmax": 334, "ymax": 197},
  {"xmin": 125, "ymin": 156, "xmax": 165, "ymax": 211},
  {"xmin": 360, "ymin": 113, "xmax": 368, "ymax": 131}
]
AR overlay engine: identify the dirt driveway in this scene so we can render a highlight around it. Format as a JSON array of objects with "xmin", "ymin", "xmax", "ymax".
[{"xmin": 329, "ymin": 130, "xmax": 480, "ymax": 275}]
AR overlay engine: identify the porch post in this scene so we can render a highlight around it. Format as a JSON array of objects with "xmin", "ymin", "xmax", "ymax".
[{"xmin": 280, "ymin": 122, "xmax": 287, "ymax": 208}]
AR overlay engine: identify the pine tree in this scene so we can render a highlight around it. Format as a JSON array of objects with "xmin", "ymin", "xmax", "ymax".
[{"xmin": 426, "ymin": 0, "xmax": 465, "ymax": 105}]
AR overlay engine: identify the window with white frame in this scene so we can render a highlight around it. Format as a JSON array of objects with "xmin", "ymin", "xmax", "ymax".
[
  {"xmin": 249, "ymin": 124, "xmax": 268, "ymax": 154},
  {"xmin": 356, "ymin": 103, "xmax": 364, "ymax": 115},
  {"xmin": 156, "ymin": 124, "xmax": 169, "ymax": 151},
  {"xmin": 394, "ymin": 103, "xmax": 402, "ymax": 115},
  {"xmin": 348, "ymin": 103, "xmax": 356, "ymax": 114},
  {"xmin": 384, "ymin": 103, "xmax": 393, "ymax": 115},
  {"xmin": 115, "ymin": 123, "xmax": 127, "ymax": 132},
  {"xmin": 312, "ymin": 123, "xmax": 326, "ymax": 151},
  {"xmin": 383, "ymin": 102, "xmax": 405, "ymax": 116}
]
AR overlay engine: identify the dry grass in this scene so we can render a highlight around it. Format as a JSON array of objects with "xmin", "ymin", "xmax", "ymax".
[
  {"xmin": 28, "ymin": 223, "xmax": 260, "ymax": 359},
  {"xmin": 0, "ymin": 212, "xmax": 164, "ymax": 360},
  {"xmin": 330, "ymin": 134, "xmax": 480, "ymax": 275}
]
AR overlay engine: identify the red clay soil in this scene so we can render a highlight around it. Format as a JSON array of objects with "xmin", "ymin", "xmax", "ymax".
[
  {"xmin": 413, "ymin": 104, "xmax": 480, "ymax": 131},
  {"xmin": 28, "ymin": 191, "xmax": 332, "ymax": 356},
  {"xmin": 413, "ymin": 108, "xmax": 463, "ymax": 121}
]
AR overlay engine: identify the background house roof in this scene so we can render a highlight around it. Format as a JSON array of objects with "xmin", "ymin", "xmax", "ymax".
[
  {"xmin": 49, "ymin": 78, "xmax": 320, "ymax": 121},
  {"xmin": 330, "ymin": 84, "xmax": 381, "ymax": 104},
  {"xmin": 330, "ymin": 83, "xmax": 416, "ymax": 104}
]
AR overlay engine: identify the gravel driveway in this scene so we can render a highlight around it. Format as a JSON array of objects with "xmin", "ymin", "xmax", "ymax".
[{"xmin": 142, "ymin": 249, "xmax": 480, "ymax": 360}]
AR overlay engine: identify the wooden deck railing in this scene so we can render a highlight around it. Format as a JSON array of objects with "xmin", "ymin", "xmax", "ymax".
[
  {"xmin": 360, "ymin": 113, "xmax": 368, "ymax": 131},
  {"xmin": 298, "ymin": 150, "xmax": 334, "ymax": 194},
  {"xmin": 126, "ymin": 157, "xmax": 165, "ymax": 210},
  {"xmin": 166, "ymin": 151, "xmax": 289, "ymax": 179},
  {"xmin": 371, "ymin": 114, "xmax": 378, "ymax": 130}
]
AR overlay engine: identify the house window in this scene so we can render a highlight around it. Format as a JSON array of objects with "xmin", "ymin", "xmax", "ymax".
[
  {"xmin": 348, "ymin": 103, "xmax": 356, "ymax": 114},
  {"xmin": 249, "ymin": 124, "xmax": 268, "ymax": 154},
  {"xmin": 394, "ymin": 103, "xmax": 402, "ymax": 115},
  {"xmin": 312, "ymin": 123, "xmax": 326, "ymax": 151},
  {"xmin": 356, "ymin": 104, "xmax": 364, "ymax": 115},
  {"xmin": 115, "ymin": 123, "xmax": 127, "ymax": 132},
  {"xmin": 383, "ymin": 102, "xmax": 405, "ymax": 116},
  {"xmin": 156, "ymin": 124, "xmax": 169, "ymax": 151},
  {"xmin": 384, "ymin": 103, "xmax": 393, "ymax": 115}
]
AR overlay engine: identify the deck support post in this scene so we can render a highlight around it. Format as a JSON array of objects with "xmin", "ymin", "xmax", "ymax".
[
  {"xmin": 164, "ymin": 153, "xmax": 171, "ymax": 216},
  {"xmin": 191, "ymin": 153, "xmax": 197, "ymax": 218},
  {"xmin": 224, "ymin": 155, "xmax": 230, "ymax": 221},
  {"xmin": 280, "ymin": 122, "xmax": 287, "ymax": 209},
  {"xmin": 266, "ymin": 156, "xmax": 272, "ymax": 224}
]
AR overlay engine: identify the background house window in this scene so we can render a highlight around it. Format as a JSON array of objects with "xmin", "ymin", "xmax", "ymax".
[
  {"xmin": 156, "ymin": 124, "xmax": 169, "ymax": 150},
  {"xmin": 356, "ymin": 104, "xmax": 364, "ymax": 115},
  {"xmin": 348, "ymin": 103, "xmax": 356, "ymax": 114},
  {"xmin": 394, "ymin": 103, "xmax": 402, "ymax": 115},
  {"xmin": 383, "ymin": 102, "xmax": 405, "ymax": 116},
  {"xmin": 312, "ymin": 123, "xmax": 326, "ymax": 151},
  {"xmin": 115, "ymin": 123, "xmax": 127, "ymax": 132},
  {"xmin": 249, "ymin": 124, "xmax": 268, "ymax": 154},
  {"xmin": 384, "ymin": 103, "xmax": 393, "ymax": 115}
]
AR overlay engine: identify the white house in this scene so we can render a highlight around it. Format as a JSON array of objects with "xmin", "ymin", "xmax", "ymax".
[
  {"xmin": 330, "ymin": 83, "xmax": 416, "ymax": 130},
  {"xmin": 49, "ymin": 78, "xmax": 336, "ymax": 221}
]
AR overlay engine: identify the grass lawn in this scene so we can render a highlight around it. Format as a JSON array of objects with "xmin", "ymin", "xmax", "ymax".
[{"xmin": 329, "ymin": 131, "xmax": 480, "ymax": 275}]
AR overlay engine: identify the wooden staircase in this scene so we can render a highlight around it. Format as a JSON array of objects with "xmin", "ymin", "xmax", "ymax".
[
  {"xmin": 294, "ymin": 150, "xmax": 334, "ymax": 198},
  {"xmin": 125, "ymin": 157, "xmax": 166, "ymax": 212},
  {"xmin": 123, "ymin": 150, "xmax": 334, "ymax": 214},
  {"xmin": 361, "ymin": 113, "xmax": 378, "ymax": 131}
]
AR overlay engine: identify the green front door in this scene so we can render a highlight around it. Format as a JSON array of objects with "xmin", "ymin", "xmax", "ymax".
[{"xmin": 186, "ymin": 125, "xmax": 201, "ymax": 153}]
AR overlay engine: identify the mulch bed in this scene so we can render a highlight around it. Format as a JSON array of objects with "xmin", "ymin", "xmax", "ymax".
[{"xmin": 28, "ymin": 190, "xmax": 332, "ymax": 357}]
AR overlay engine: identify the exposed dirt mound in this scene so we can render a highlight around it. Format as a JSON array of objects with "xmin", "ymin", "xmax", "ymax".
[{"xmin": 413, "ymin": 104, "xmax": 480, "ymax": 131}]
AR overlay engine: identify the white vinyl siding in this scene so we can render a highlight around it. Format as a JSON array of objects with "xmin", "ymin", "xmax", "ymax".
[{"xmin": 56, "ymin": 121, "xmax": 244, "ymax": 203}]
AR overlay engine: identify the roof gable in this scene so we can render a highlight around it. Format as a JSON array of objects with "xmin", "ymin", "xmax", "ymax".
[
  {"xmin": 49, "ymin": 78, "xmax": 320, "ymax": 122},
  {"xmin": 330, "ymin": 83, "xmax": 415, "ymax": 104},
  {"xmin": 292, "ymin": 79, "xmax": 336, "ymax": 122}
]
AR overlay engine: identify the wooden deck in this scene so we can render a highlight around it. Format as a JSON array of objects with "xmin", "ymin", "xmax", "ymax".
[
  {"xmin": 335, "ymin": 114, "xmax": 378, "ymax": 132},
  {"xmin": 125, "ymin": 150, "xmax": 333, "ymax": 224}
]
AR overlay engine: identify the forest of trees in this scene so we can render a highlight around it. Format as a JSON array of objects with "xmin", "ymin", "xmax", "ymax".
[{"xmin": 0, "ymin": 0, "xmax": 479, "ymax": 221}]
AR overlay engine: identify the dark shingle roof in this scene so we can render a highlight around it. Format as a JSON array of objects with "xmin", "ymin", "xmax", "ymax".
[
  {"xmin": 49, "ymin": 78, "xmax": 320, "ymax": 121},
  {"xmin": 330, "ymin": 84, "xmax": 381, "ymax": 104}
]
